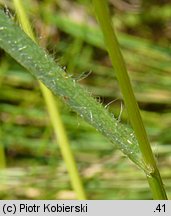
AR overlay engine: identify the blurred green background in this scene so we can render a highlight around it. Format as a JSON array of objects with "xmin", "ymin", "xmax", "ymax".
[{"xmin": 0, "ymin": 0, "xmax": 171, "ymax": 199}]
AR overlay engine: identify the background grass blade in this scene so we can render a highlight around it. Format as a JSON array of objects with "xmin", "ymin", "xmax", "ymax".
[
  {"xmin": 12, "ymin": 0, "xmax": 86, "ymax": 200},
  {"xmin": 0, "ymin": 60, "xmax": 7, "ymax": 169},
  {"xmin": 92, "ymin": 0, "xmax": 167, "ymax": 199}
]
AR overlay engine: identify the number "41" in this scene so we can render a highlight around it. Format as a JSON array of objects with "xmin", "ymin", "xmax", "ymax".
[{"xmin": 155, "ymin": 204, "xmax": 165, "ymax": 213}]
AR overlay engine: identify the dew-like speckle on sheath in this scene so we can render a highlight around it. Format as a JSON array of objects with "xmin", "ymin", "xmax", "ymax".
[
  {"xmin": 7, "ymin": 40, "xmax": 12, "ymax": 44},
  {"xmin": 0, "ymin": 26, "xmax": 7, "ymax": 30},
  {"xmin": 48, "ymin": 71, "xmax": 55, "ymax": 77},
  {"xmin": 44, "ymin": 53, "xmax": 48, "ymax": 59},
  {"xmin": 52, "ymin": 79, "xmax": 58, "ymax": 87},
  {"xmin": 127, "ymin": 139, "xmax": 132, "ymax": 145},
  {"xmin": 18, "ymin": 46, "xmax": 27, "ymax": 51}
]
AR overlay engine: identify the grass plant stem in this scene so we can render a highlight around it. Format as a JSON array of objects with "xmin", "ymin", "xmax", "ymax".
[
  {"xmin": 13, "ymin": 0, "xmax": 86, "ymax": 200},
  {"xmin": 92, "ymin": 0, "xmax": 167, "ymax": 200},
  {"xmin": 0, "ymin": 60, "xmax": 7, "ymax": 169},
  {"xmin": 0, "ymin": 145, "xmax": 6, "ymax": 169}
]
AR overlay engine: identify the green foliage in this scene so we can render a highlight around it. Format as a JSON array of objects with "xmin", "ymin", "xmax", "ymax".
[
  {"xmin": 0, "ymin": 10, "xmax": 147, "ymax": 169},
  {"xmin": 92, "ymin": 0, "xmax": 167, "ymax": 199},
  {"xmin": 0, "ymin": 0, "xmax": 171, "ymax": 199}
]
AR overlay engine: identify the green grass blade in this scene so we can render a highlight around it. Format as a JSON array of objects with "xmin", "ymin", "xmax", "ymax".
[
  {"xmin": 0, "ymin": 145, "xmax": 6, "ymax": 169},
  {"xmin": 0, "ymin": 9, "xmax": 148, "ymax": 171},
  {"xmin": 12, "ymin": 0, "xmax": 86, "ymax": 200},
  {"xmin": 0, "ymin": 61, "xmax": 7, "ymax": 169},
  {"xmin": 92, "ymin": 0, "xmax": 167, "ymax": 199}
]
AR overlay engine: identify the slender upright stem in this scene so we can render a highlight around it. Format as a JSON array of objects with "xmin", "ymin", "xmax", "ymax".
[
  {"xmin": 0, "ymin": 145, "xmax": 6, "ymax": 169},
  {"xmin": 0, "ymin": 61, "xmax": 7, "ymax": 169},
  {"xmin": 92, "ymin": 0, "xmax": 167, "ymax": 199},
  {"xmin": 13, "ymin": 0, "xmax": 86, "ymax": 200}
]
